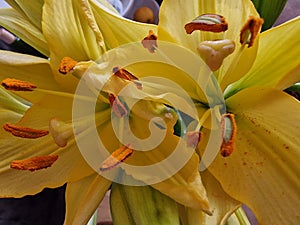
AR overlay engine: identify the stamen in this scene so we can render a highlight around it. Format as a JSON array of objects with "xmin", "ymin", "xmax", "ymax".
[
  {"xmin": 197, "ymin": 39, "xmax": 235, "ymax": 71},
  {"xmin": 58, "ymin": 57, "xmax": 78, "ymax": 74},
  {"xmin": 3, "ymin": 123, "xmax": 49, "ymax": 138},
  {"xmin": 49, "ymin": 118, "xmax": 73, "ymax": 147},
  {"xmin": 185, "ymin": 14, "xmax": 228, "ymax": 34},
  {"xmin": 100, "ymin": 145, "xmax": 133, "ymax": 171},
  {"xmin": 240, "ymin": 16, "xmax": 264, "ymax": 48},
  {"xmin": 141, "ymin": 30, "xmax": 158, "ymax": 53},
  {"xmin": 109, "ymin": 94, "xmax": 128, "ymax": 118},
  {"xmin": 11, "ymin": 155, "xmax": 58, "ymax": 171},
  {"xmin": 1, "ymin": 78, "xmax": 36, "ymax": 91},
  {"xmin": 186, "ymin": 131, "xmax": 202, "ymax": 148},
  {"xmin": 112, "ymin": 67, "xmax": 142, "ymax": 89},
  {"xmin": 220, "ymin": 113, "xmax": 237, "ymax": 157}
]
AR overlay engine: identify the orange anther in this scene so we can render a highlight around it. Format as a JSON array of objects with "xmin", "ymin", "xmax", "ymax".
[
  {"xmin": 185, "ymin": 14, "xmax": 228, "ymax": 34},
  {"xmin": 58, "ymin": 57, "xmax": 78, "ymax": 74},
  {"xmin": 220, "ymin": 113, "xmax": 237, "ymax": 157},
  {"xmin": 100, "ymin": 145, "xmax": 133, "ymax": 171},
  {"xmin": 1, "ymin": 78, "xmax": 36, "ymax": 91},
  {"xmin": 3, "ymin": 123, "xmax": 49, "ymax": 139},
  {"xmin": 141, "ymin": 30, "xmax": 158, "ymax": 53},
  {"xmin": 11, "ymin": 155, "xmax": 58, "ymax": 171},
  {"xmin": 240, "ymin": 16, "xmax": 264, "ymax": 48}
]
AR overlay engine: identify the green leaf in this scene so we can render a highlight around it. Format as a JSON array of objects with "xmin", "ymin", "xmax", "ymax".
[{"xmin": 251, "ymin": 0, "xmax": 288, "ymax": 31}]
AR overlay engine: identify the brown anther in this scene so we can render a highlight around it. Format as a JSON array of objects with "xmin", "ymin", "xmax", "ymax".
[
  {"xmin": 112, "ymin": 67, "xmax": 142, "ymax": 89},
  {"xmin": 1, "ymin": 78, "xmax": 36, "ymax": 91},
  {"xmin": 240, "ymin": 16, "xmax": 264, "ymax": 48},
  {"xmin": 220, "ymin": 113, "xmax": 237, "ymax": 157},
  {"xmin": 185, "ymin": 14, "xmax": 228, "ymax": 34},
  {"xmin": 186, "ymin": 131, "xmax": 202, "ymax": 148},
  {"xmin": 108, "ymin": 94, "xmax": 128, "ymax": 118},
  {"xmin": 11, "ymin": 155, "xmax": 58, "ymax": 171},
  {"xmin": 100, "ymin": 145, "xmax": 133, "ymax": 171},
  {"xmin": 58, "ymin": 57, "xmax": 78, "ymax": 74},
  {"xmin": 141, "ymin": 30, "xmax": 158, "ymax": 53},
  {"xmin": 3, "ymin": 123, "xmax": 49, "ymax": 138}
]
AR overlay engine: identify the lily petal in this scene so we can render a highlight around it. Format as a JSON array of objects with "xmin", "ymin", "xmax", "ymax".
[
  {"xmin": 0, "ymin": 94, "xmax": 97, "ymax": 197},
  {"xmin": 90, "ymin": 0, "xmax": 157, "ymax": 49},
  {"xmin": 0, "ymin": 8, "xmax": 49, "ymax": 56},
  {"xmin": 0, "ymin": 50, "xmax": 63, "ymax": 102},
  {"xmin": 178, "ymin": 170, "xmax": 240, "ymax": 225},
  {"xmin": 99, "ymin": 105, "xmax": 211, "ymax": 213},
  {"xmin": 5, "ymin": 0, "xmax": 44, "ymax": 31},
  {"xmin": 207, "ymin": 87, "xmax": 300, "ymax": 224},
  {"xmin": 226, "ymin": 17, "xmax": 300, "ymax": 97},
  {"xmin": 64, "ymin": 173, "xmax": 111, "ymax": 225}
]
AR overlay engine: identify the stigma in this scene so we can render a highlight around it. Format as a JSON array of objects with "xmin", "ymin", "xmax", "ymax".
[
  {"xmin": 185, "ymin": 14, "xmax": 228, "ymax": 34},
  {"xmin": 240, "ymin": 16, "xmax": 264, "ymax": 48},
  {"xmin": 197, "ymin": 39, "xmax": 235, "ymax": 71},
  {"xmin": 220, "ymin": 113, "xmax": 237, "ymax": 157},
  {"xmin": 1, "ymin": 78, "xmax": 36, "ymax": 91},
  {"xmin": 100, "ymin": 145, "xmax": 133, "ymax": 171}
]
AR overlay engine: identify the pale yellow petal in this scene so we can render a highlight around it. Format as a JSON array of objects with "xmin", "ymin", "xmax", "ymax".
[
  {"xmin": 5, "ymin": 0, "xmax": 44, "ymax": 30},
  {"xmin": 0, "ymin": 95, "xmax": 98, "ymax": 197},
  {"xmin": 206, "ymin": 87, "xmax": 300, "ymax": 224},
  {"xmin": 0, "ymin": 50, "xmax": 63, "ymax": 102},
  {"xmin": 64, "ymin": 173, "xmax": 111, "ymax": 225},
  {"xmin": 226, "ymin": 17, "xmax": 300, "ymax": 97},
  {"xmin": 0, "ymin": 8, "xmax": 49, "ymax": 56},
  {"xmin": 90, "ymin": 0, "xmax": 157, "ymax": 49}
]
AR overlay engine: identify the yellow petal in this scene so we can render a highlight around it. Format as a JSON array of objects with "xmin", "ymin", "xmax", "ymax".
[
  {"xmin": 43, "ymin": 0, "xmax": 105, "ymax": 61},
  {"xmin": 177, "ymin": 170, "xmax": 240, "ymax": 225},
  {"xmin": 5, "ymin": 0, "xmax": 44, "ymax": 31},
  {"xmin": 158, "ymin": 0, "xmax": 259, "ymax": 88},
  {"xmin": 207, "ymin": 87, "xmax": 300, "ymax": 224},
  {"xmin": 90, "ymin": 0, "xmax": 157, "ymax": 49},
  {"xmin": 98, "ymin": 104, "xmax": 210, "ymax": 213},
  {"xmin": 0, "ymin": 51, "xmax": 63, "ymax": 102},
  {"xmin": 0, "ymin": 8, "xmax": 49, "ymax": 56},
  {"xmin": 0, "ymin": 95, "xmax": 97, "ymax": 197},
  {"xmin": 227, "ymin": 17, "xmax": 300, "ymax": 96},
  {"xmin": 64, "ymin": 173, "xmax": 111, "ymax": 225}
]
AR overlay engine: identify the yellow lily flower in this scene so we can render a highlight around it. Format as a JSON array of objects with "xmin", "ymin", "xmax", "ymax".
[
  {"xmin": 130, "ymin": 0, "xmax": 299, "ymax": 224},
  {"xmin": 0, "ymin": 0, "xmax": 212, "ymax": 224}
]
